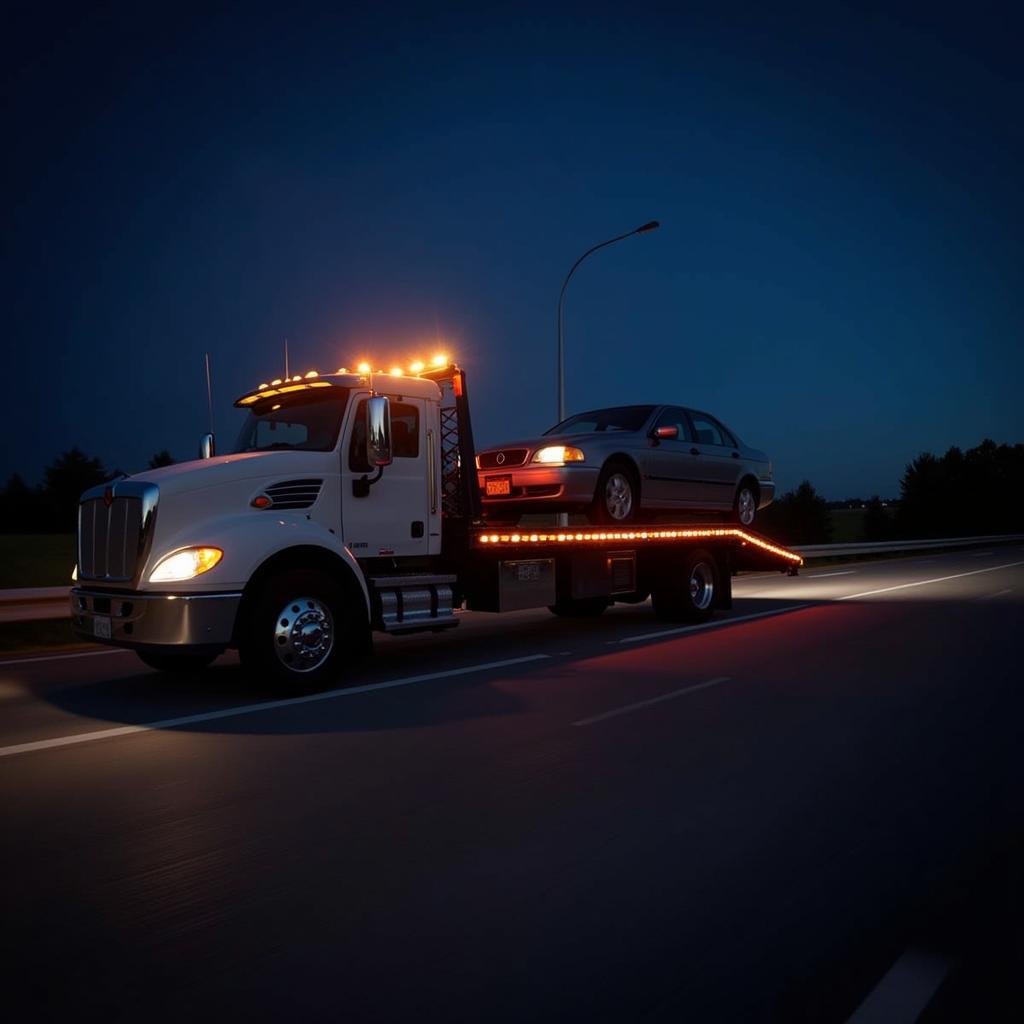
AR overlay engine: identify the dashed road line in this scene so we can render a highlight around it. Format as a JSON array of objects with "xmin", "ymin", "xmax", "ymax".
[
  {"xmin": 573, "ymin": 677, "xmax": 731, "ymax": 726},
  {"xmin": 613, "ymin": 604, "xmax": 810, "ymax": 645},
  {"xmin": 838, "ymin": 561, "xmax": 1024, "ymax": 601},
  {"xmin": 847, "ymin": 947, "xmax": 953, "ymax": 1023},
  {"xmin": 0, "ymin": 654, "xmax": 551, "ymax": 759}
]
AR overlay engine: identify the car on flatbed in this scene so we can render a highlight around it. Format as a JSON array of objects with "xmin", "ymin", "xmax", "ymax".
[{"xmin": 477, "ymin": 404, "xmax": 775, "ymax": 526}]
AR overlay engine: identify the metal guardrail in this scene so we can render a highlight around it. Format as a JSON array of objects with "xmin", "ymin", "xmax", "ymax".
[{"xmin": 793, "ymin": 533, "xmax": 1024, "ymax": 559}]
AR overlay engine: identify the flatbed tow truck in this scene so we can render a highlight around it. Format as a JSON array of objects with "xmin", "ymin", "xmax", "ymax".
[{"xmin": 71, "ymin": 358, "xmax": 801, "ymax": 686}]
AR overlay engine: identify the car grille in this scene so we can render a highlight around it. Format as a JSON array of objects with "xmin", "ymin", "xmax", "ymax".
[
  {"xmin": 264, "ymin": 479, "xmax": 323, "ymax": 510},
  {"xmin": 79, "ymin": 496, "xmax": 144, "ymax": 581},
  {"xmin": 478, "ymin": 449, "xmax": 529, "ymax": 469}
]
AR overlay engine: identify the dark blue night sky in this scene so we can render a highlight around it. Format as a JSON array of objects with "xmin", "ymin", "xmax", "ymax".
[{"xmin": 4, "ymin": 2, "xmax": 1021, "ymax": 497}]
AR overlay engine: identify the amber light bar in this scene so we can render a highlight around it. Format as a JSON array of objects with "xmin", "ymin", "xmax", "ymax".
[{"xmin": 476, "ymin": 527, "xmax": 803, "ymax": 564}]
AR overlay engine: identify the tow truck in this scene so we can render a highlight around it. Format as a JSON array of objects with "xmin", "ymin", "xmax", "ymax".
[{"xmin": 71, "ymin": 358, "xmax": 802, "ymax": 685}]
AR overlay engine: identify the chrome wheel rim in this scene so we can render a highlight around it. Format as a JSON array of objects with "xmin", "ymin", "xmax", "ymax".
[
  {"xmin": 274, "ymin": 596, "xmax": 334, "ymax": 673},
  {"xmin": 689, "ymin": 562, "xmax": 715, "ymax": 611},
  {"xmin": 737, "ymin": 488, "xmax": 756, "ymax": 526},
  {"xmin": 605, "ymin": 473, "xmax": 634, "ymax": 520}
]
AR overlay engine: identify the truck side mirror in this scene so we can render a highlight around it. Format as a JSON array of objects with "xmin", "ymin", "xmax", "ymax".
[
  {"xmin": 366, "ymin": 395, "xmax": 393, "ymax": 467},
  {"xmin": 199, "ymin": 433, "xmax": 216, "ymax": 459}
]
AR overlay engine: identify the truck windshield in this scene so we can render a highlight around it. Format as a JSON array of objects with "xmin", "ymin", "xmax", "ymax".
[
  {"xmin": 233, "ymin": 390, "xmax": 348, "ymax": 453},
  {"xmin": 545, "ymin": 405, "xmax": 656, "ymax": 435}
]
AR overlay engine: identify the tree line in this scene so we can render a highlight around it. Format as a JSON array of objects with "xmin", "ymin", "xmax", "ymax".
[
  {"xmin": 759, "ymin": 439, "xmax": 1023, "ymax": 545},
  {"xmin": 0, "ymin": 449, "xmax": 175, "ymax": 533},
  {"xmin": 1, "ymin": 438, "xmax": 1020, "ymax": 541}
]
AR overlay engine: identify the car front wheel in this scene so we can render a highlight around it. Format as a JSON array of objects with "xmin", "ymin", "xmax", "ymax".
[{"xmin": 591, "ymin": 461, "xmax": 639, "ymax": 524}]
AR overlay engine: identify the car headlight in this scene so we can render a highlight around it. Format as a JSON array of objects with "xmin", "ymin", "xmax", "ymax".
[
  {"xmin": 531, "ymin": 445, "xmax": 585, "ymax": 465},
  {"xmin": 149, "ymin": 547, "xmax": 223, "ymax": 582}
]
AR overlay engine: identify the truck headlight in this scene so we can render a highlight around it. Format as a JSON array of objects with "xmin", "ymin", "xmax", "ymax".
[
  {"xmin": 531, "ymin": 446, "xmax": 585, "ymax": 466},
  {"xmin": 149, "ymin": 547, "xmax": 223, "ymax": 582}
]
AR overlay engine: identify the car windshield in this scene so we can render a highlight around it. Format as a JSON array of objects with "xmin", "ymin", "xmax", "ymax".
[
  {"xmin": 544, "ymin": 405, "xmax": 656, "ymax": 435},
  {"xmin": 233, "ymin": 390, "xmax": 348, "ymax": 453}
]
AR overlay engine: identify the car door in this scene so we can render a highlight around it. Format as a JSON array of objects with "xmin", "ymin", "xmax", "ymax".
[
  {"xmin": 685, "ymin": 409, "xmax": 742, "ymax": 509},
  {"xmin": 640, "ymin": 406, "xmax": 703, "ymax": 506},
  {"xmin": 341, "ymin": 393, "xmax": 432, "ymax": 558}
]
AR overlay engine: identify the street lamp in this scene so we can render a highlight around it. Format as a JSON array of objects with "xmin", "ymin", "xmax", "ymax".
[{"xmin": 556, "ymin": 220, "xmax": 659, "ymax": 424}]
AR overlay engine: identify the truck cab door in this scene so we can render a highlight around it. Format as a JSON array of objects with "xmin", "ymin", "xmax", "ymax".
[{"xmin": 341, "ymin": 393, "xmax": 432, "ymax": 558}]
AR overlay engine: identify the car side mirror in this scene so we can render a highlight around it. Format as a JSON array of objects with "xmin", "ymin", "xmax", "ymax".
[
  {"xmin": 653, "ymin": 425, "xmax": 679, "ymax": 440},
  {"xmin": 366, "ymin": 395, "xmax": 393, "ymax": 467}
]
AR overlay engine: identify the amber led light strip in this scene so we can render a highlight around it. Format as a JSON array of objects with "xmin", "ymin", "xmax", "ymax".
[{"xmin": 476, "ymin": 527, "xmax": 803, "ymax": 564}]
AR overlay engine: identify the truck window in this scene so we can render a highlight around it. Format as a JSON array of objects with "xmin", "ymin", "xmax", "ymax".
[
  {"xmin": 349, "ymin": 400, "xmax": 420, "ymax": 473},
  {"xmin": 233, "ymin": 391, "xmax": 347, "ymax": 453}
]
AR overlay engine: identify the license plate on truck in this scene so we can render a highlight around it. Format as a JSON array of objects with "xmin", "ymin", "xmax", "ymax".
[
  {"xmin": 486, "ymin": 476, "xmax": 512, "ymax": 497},
  {"xmin": 93, "ymin": 616, "xmax": 112, "ymax": 640}
]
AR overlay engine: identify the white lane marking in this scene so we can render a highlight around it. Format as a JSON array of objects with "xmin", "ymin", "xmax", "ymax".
[
  {"xmin": 0, "ymin": 648, "xmax": 134, "ymax": 668},
  {"xmin": 974, "ymin": 588, "xmax": 1012, "ymax": 601},
  {"xmin": 574, "ymin": 677, "xmax": 731, "ymax": 727},
  {"xmin": 0, "ymin": 654, "xmax": 550, "ymax": 759},
  {"xmin": 614, "ymin": 605, "xmax": 810, "ymax": 645},
  {"xmin": 838, "ymin": 561, "xmax": 1024, "ymax": 601},
  {"xmin": 807, "ymin": 570, "xmax": 856, "ymax": 578},
  {"xmin": 847, "ymin": 947, "xmax": 953, "ymax": 1023}
]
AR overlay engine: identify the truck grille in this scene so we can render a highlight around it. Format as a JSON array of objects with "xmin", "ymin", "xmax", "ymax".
[
  {"xmin": 264, "ymin": 479, "xmax": 323, "ymax": 510},
  {"xmin": 478, "ymin": 449, "xmax": 529, "ymax": 469},
  {"xmin": 77, "ymin": 482, "xmax": 158, "ymax": 583}
]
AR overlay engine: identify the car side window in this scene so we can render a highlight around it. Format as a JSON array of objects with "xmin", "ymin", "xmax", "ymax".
[
  {"xmin": 654, "ymin": 407, "xmax": 691, "ymax": 441},
  {"xmin": 350, "ymin": 399, "xmax": 420, "ymax": 474},
  {"xmin": 688, "ymin": 411, "xmax": 728, "ymax": 447}
]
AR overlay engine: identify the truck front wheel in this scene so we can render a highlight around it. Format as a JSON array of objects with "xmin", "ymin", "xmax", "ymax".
[{"xmin": 240, "ymin": 570, "xmax": 353, "ymax": 689}]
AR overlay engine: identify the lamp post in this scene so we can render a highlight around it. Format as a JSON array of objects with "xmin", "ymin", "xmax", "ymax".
[{"xmin": 556, "ymin": 220, "xmax": 659, "ymax": 424}]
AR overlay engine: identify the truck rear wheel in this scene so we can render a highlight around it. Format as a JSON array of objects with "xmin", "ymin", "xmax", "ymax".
[
  {"xmin": 240, "ymin": 569, "xmax": 355, "ymax": 690},
  {"xmin": 137, "ymin": 651, "xmax": 219, "ymax": 674},
  {"xmin": 652, "ymin": 548, "xmax": 718, "ymax": 623}
]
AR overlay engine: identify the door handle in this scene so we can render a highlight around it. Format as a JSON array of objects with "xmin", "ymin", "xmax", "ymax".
[{"xmin": 689, "ymin": 447, "xmax": 700, "ymax": 456}]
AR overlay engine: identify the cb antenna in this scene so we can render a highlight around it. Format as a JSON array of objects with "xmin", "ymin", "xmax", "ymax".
[
  {"xmin": 204, "ymin": 352, "xmax": 215, "ymax": 435},
  {"xmin": 284, "ymin": 338, "xmax": 290, "ymax": 380}
]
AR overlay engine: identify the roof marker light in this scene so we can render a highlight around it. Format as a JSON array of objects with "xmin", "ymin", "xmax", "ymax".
[
  {"xmin": 431, "ymin": 354, "xmax": 447, "ymax": 367},
  {"xmin": 271, "ymin": 378, "xmax": 282, "ymax": 386},
  {"xmin": 258, "ymin": 383, "xmax": 268, "ymax": 390},
  {"xmin": 305, "ymin": 370, "xmax": 318, "ymax": 378},
  {"xmin": 357, "ymin": 362, "xmax": 371, "ymax": 374},
  {"xmin": 409, "ymin": 360, "xmax": 425, "ymax": 374},
  {"xmin": 389, "ymin": 367, "xmax": 403, "ymax": 376}
]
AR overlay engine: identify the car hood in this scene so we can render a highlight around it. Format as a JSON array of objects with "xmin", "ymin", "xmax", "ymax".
[{"xmin": 478, "ymin": 431, "xmax": 610, "ymax": 454}]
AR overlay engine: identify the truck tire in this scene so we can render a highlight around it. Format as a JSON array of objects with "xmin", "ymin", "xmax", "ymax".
[
  {"xmin": 590, "ymin": 460, "xmax": 639, "ymax": 524},
  {"xmin": 652, "ymin": 548, "xmax": 717, "ymax": 623},
  {"xmin": 137, "ymin": 651, "xmax": 219, "ymax": 674},
  {"xmin": 239, "ymin": 569, "xmax": 356, "ymax": 690},
  {"xmin": 548, "ymin": 597, "xmax": 610, "ymax": 617},
  {"xmin": 733, "ymin": 480, "xmax": 758, "ymax": 528}
]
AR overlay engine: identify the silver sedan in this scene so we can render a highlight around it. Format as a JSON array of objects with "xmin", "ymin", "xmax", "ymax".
[{"xmin": 477, "ymin": 404, "xmax": 775, "ymax": 526}]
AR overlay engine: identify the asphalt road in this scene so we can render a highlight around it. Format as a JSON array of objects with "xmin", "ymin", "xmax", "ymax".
[{"xmin": 2, "ymin": 547, "xmax": 1023, "ymax": 1021}]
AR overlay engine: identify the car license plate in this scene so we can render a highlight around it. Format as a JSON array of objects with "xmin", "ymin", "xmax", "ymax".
[
  {"xmin": 485, "ymin": 476, "xmax": 512, "ymax": 497},
  {"xmin": 93, "ymin": 615, "xmax": 112, "ymax": 640}
]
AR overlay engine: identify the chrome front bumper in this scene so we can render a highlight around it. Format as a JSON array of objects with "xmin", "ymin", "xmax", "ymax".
[{"xmin": 71, "ymin": 587, "xmax": 241, "ymax": 652}]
